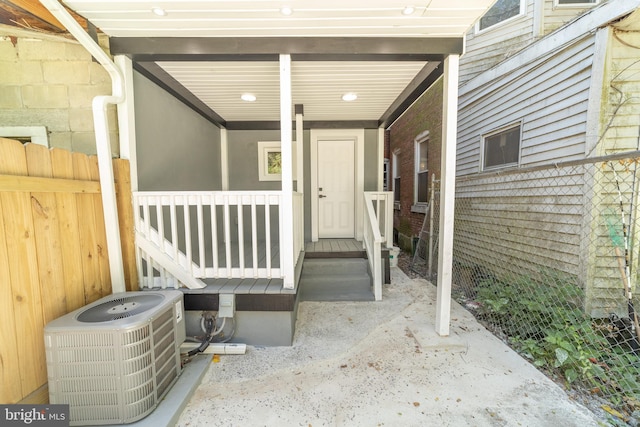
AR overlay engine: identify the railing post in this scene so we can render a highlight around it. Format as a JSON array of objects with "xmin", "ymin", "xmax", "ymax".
[
  {"xmin": 435, "ymin": 54, "xmax": 459, "ymax": 336},
  {"xmin": 280, "ymin": 54, "xmax": 295, "ymax": 289}
]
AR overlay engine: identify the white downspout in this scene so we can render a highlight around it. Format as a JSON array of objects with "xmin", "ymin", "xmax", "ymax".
[{"xmin": 40, "ymin": 0, "xmax": 126, "ymax": 293}]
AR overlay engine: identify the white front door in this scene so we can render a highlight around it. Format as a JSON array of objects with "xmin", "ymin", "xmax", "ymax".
[{"xmin": 317, "ymin": 139, "xmax": 355, "ymax": 238}]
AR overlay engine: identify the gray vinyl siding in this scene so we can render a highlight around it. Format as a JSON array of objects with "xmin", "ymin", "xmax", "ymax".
[
  {"xmin": 457, "ymin": 34, "xmax": 596, "ymax": 176},
  {"xmin": 460, "ymin": 0, "xmax": 536, "ymax": 84}
]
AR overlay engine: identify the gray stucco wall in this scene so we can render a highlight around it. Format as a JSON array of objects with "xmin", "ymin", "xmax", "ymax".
[
  {"xmin": 227, "ymin": 129, "xmax": 282, "ymax": 191},
  {"xmin": 227, "ymin": 128, "xmax": 379, "ymax": 241},
  {"xmin": 133, "ymin": 71, "xmax": 222, "ymax": 191},
  {"xmin": 364, "ymin": 128, "xmax": 379, "ymax": 191}
]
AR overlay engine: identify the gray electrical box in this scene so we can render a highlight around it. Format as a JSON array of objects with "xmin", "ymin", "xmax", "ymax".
[{"xmin": 219, "ymin": 294, "xmax": 236, "ymax": 318}]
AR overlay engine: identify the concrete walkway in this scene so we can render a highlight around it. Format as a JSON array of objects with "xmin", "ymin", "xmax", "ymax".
[{"xmin": 177, "ymin": 269, "xmax": 601, "ymax": 427}]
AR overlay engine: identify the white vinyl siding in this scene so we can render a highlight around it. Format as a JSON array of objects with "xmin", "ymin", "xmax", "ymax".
[
  {"xmin": 602, "ymin": 28, "xmax": 640, "ymax": 154},
  {"xmin": 454, "ymin": 165, "xmax": 586, "ymax": 286},
  {"xmin": 460, "ymin": 0, "xmax": 535, "ymax": 84},
  {"xmin": 543, "ymin": 0, "xmax": 601, "ymax": 35},
  {"xmin": 457, "ymin": 34, "xmax": 596, "ymax": 176}
]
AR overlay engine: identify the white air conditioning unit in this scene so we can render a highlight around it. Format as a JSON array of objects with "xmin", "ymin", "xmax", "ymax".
[{"xmin": 44, "ymin": 290, "xmax": 186, "ymax": 426}]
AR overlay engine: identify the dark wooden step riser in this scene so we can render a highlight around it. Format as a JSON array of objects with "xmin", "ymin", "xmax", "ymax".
[
  {"xmin": 304, "ymin": 251, "xmax": 367, "ymax": 259},
  {"xmin": 183, "ymin": 293, "xmax": 296, "ymax": 312}
]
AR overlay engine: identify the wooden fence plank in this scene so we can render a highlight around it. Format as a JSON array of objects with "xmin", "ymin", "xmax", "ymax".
[
  {"xmin": 72, "ymin": 152, "xmax": 102, "ymax": 304},
  {"xmin": 0, "ymin": 138, "xmax": 136, "ymax": 402},
  {"xmin": 25, "ymin": 143, "xmax": 67, "ymax": 324},
  {"xmin": 0, "ymin": 197, "xmax": 22, "ymax": 403},
  {"xmin": 90, "ymin": 155, "xmax": 111, "ymax": 296},
  {"xmin": 0, "ymin": 139, "xmax": 47, "ymax": 398},
  {"xmin": 113, "ymin": 159, "xmax": 138, "ymax": 291},
  {"xmin": 50, "ymin": 148, "xmax": 85, "ymax": 312},
  {"xmin": 0, "ymin": 174, "xmax": 101, "ymax": 193}
]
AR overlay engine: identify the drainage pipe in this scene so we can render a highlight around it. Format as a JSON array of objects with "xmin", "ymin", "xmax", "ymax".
[{"xmin": 39, "ymin": 0, "xmax": 126, "ymax": 293}]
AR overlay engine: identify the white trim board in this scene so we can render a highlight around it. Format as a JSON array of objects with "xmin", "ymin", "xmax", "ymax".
[{"xmin": 310, "ymin": 128, "xmax": 365, "ymax": 242}]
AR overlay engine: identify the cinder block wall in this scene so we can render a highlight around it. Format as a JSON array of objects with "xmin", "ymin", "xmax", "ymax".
[
  {"xmin": 0, "ymin": 27, "xmax": 117, "ymax": 155},
  {"xmin": 388, "ymin": 77, "xmax": 443, "ymax": 251}
]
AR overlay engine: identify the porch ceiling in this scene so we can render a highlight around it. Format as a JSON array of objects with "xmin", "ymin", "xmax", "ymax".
[{"xmin": 60, "ymin": 0, "xmax": 495, "ymax": 127}]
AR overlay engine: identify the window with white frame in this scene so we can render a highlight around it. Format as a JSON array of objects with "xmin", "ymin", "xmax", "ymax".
[
  {"xmin": 414, "ymin": 132, "xmax": 429, "ymax": 204},
  {"xmin": 392, "ymin": 151, "xmax": 400, "ymax": 206},
  {"xmin": 556, "ymin": 0, "xmax": 597, "ymax": 5},
  {"xmin": 482, "ymin": 123, "xmax": 521, "ymax": 170},
  {"xmin": 0, "ymin": 126, "xmax": 49, "ymax": 147},
  {"xmin": 478, "ymin": 0, "xmax": 524, "ymax": 31},
  {"xmin": 383, "ymin": 158, "xmax": 390, "ymax": 191}
]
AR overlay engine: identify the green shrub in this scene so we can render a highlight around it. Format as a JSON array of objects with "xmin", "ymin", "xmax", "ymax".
[{"xmin": 473, "ymin": 270, "xmax": 640, "ymax": 412}]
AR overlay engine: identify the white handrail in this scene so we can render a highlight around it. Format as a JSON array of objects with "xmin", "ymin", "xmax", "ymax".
[
  {"xmin": 134, "ymin": 190, "xmax": 298, "ymax": 289},
  {"xmin": 363, "ymin": 191, "xmax": 393, "ymax": 301}
]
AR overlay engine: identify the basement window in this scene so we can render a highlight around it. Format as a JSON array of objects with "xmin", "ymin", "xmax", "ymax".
[
  {"xmin": 482, "ymin": 123, "xmax": 521, "ymax": 171},
  {"xmin": 0, "ymin": 126, "xmax": 49, "ymax": 147}
]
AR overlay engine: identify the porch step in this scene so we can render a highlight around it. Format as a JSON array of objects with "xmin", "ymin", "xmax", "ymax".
[
  {"xmin": 299, "ymin": 258, "xmax": 374, "ymax": 302},
  {"xmin": 301, "ymin": 258, "xmax": 369, "ymax": 276}
]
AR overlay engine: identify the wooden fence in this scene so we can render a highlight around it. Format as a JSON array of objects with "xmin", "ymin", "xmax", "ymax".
[{"xmin": 0, "ymin": 137, "xmax": 137, "ymax": 404}]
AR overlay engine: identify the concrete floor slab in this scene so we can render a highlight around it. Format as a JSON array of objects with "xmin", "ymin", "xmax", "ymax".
[{"xmin": 176, "ymin": 269, "xmax": 601, "ymax": 427}]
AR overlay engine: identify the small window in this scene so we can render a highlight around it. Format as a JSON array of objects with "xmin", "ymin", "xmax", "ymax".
[
  {"xmin": 478, "ymin": 0, "xmax": 524, "ymax": 31},
  {"xmin": 482, "ymin": 124, "xmax": 521, "ymax": 170},
  {"xmin": 257, "ymin": 141, "xmax": 296, "ymax": 181},
  {"xmin": 383, "ymin": 158, "xmax": 390, "ymax": 191},
  {"xmin": 392, "ymin": 151, "xmax": 401, "ymax": 206},
  {"xmin": 414, "ymin": 133, "xmax": 429, "ymax": 204},
  {"xmin": 0, "ymin": 126, "xmax": 49, "ymax": 147},
  {"xmin": 556, "ymin": 0, "xmax": 597, "ymax": 5}
]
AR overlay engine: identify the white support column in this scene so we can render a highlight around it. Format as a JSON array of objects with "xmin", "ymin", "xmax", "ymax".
[
  {"xmin": 280, "ymin": 54, "xmax": 295, "ymax": 289},
  {"xmin": 295, "ymin": 106, "xmax": 304, "ymax": 191},
  {"xmin": 435, "ymin": 54, "xmax": 460, "ymax": 336},
  {"xmin": 220, "ymin": 127, "xmax": 229, "ymax": 190},
  {"xmin": 378, "ymin": 127, "xmax": 385, "ymax": 192},
  {"xmin": 115, "ymin": 55, "xmax": 138, "ymax": 192}
]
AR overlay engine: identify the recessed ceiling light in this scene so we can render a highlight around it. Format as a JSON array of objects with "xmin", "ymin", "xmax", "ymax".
[
  {"xmin": 402, "ymin": 6, "xmax": 415, "ymax": 15},
  {"xmin": 241, "ymin": 93, "xmax": 257, "ymax": 102},
  {"xmin": 280, "ymin": 6, "xmax": 293, "ymax": 16},
  {"xmin": 342, "ymin": 93, "xmax": 358, "ymax": 102},
  {"xmin": 151, "ymin": 7, "xmax": 167, "ymax": 16}
]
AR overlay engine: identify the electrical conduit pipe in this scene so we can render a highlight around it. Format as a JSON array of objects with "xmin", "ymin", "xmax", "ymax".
[{"xmin": 39, "ymin": 0, "xmax": 126, "ymax": 293}]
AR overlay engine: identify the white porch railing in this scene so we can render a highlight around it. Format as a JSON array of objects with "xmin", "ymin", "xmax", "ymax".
[
  {"xmin": 134, "ymin": 191, "xmax": 302, "ymax": 289},
  {"xmin": 363, "ymin": 191, "xmax": 394, "ymax": 300}
]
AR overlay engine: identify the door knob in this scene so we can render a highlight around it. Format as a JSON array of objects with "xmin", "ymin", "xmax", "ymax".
[{"xmin": 319, "ymin": 194, "xmax": 327, "ymax": 198}]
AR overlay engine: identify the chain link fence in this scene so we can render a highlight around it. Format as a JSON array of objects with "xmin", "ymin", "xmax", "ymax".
[{"xmin": 411, "ymin": 152, "xmax": 640, "ymax": 420}]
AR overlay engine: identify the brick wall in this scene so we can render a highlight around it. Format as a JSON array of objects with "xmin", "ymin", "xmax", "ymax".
[
  {"xmin": 388, "ymin": 76, "xmax": 443, "ymax": 250},
  {"xmin": 0, "ymin": 28, "xmax": 118, "ymax": 155}
]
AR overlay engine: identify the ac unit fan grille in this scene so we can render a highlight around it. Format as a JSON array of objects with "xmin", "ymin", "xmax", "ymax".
[{"xmin": 77, "ymin": 294, "xmax": 164, "ymax": 323}]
